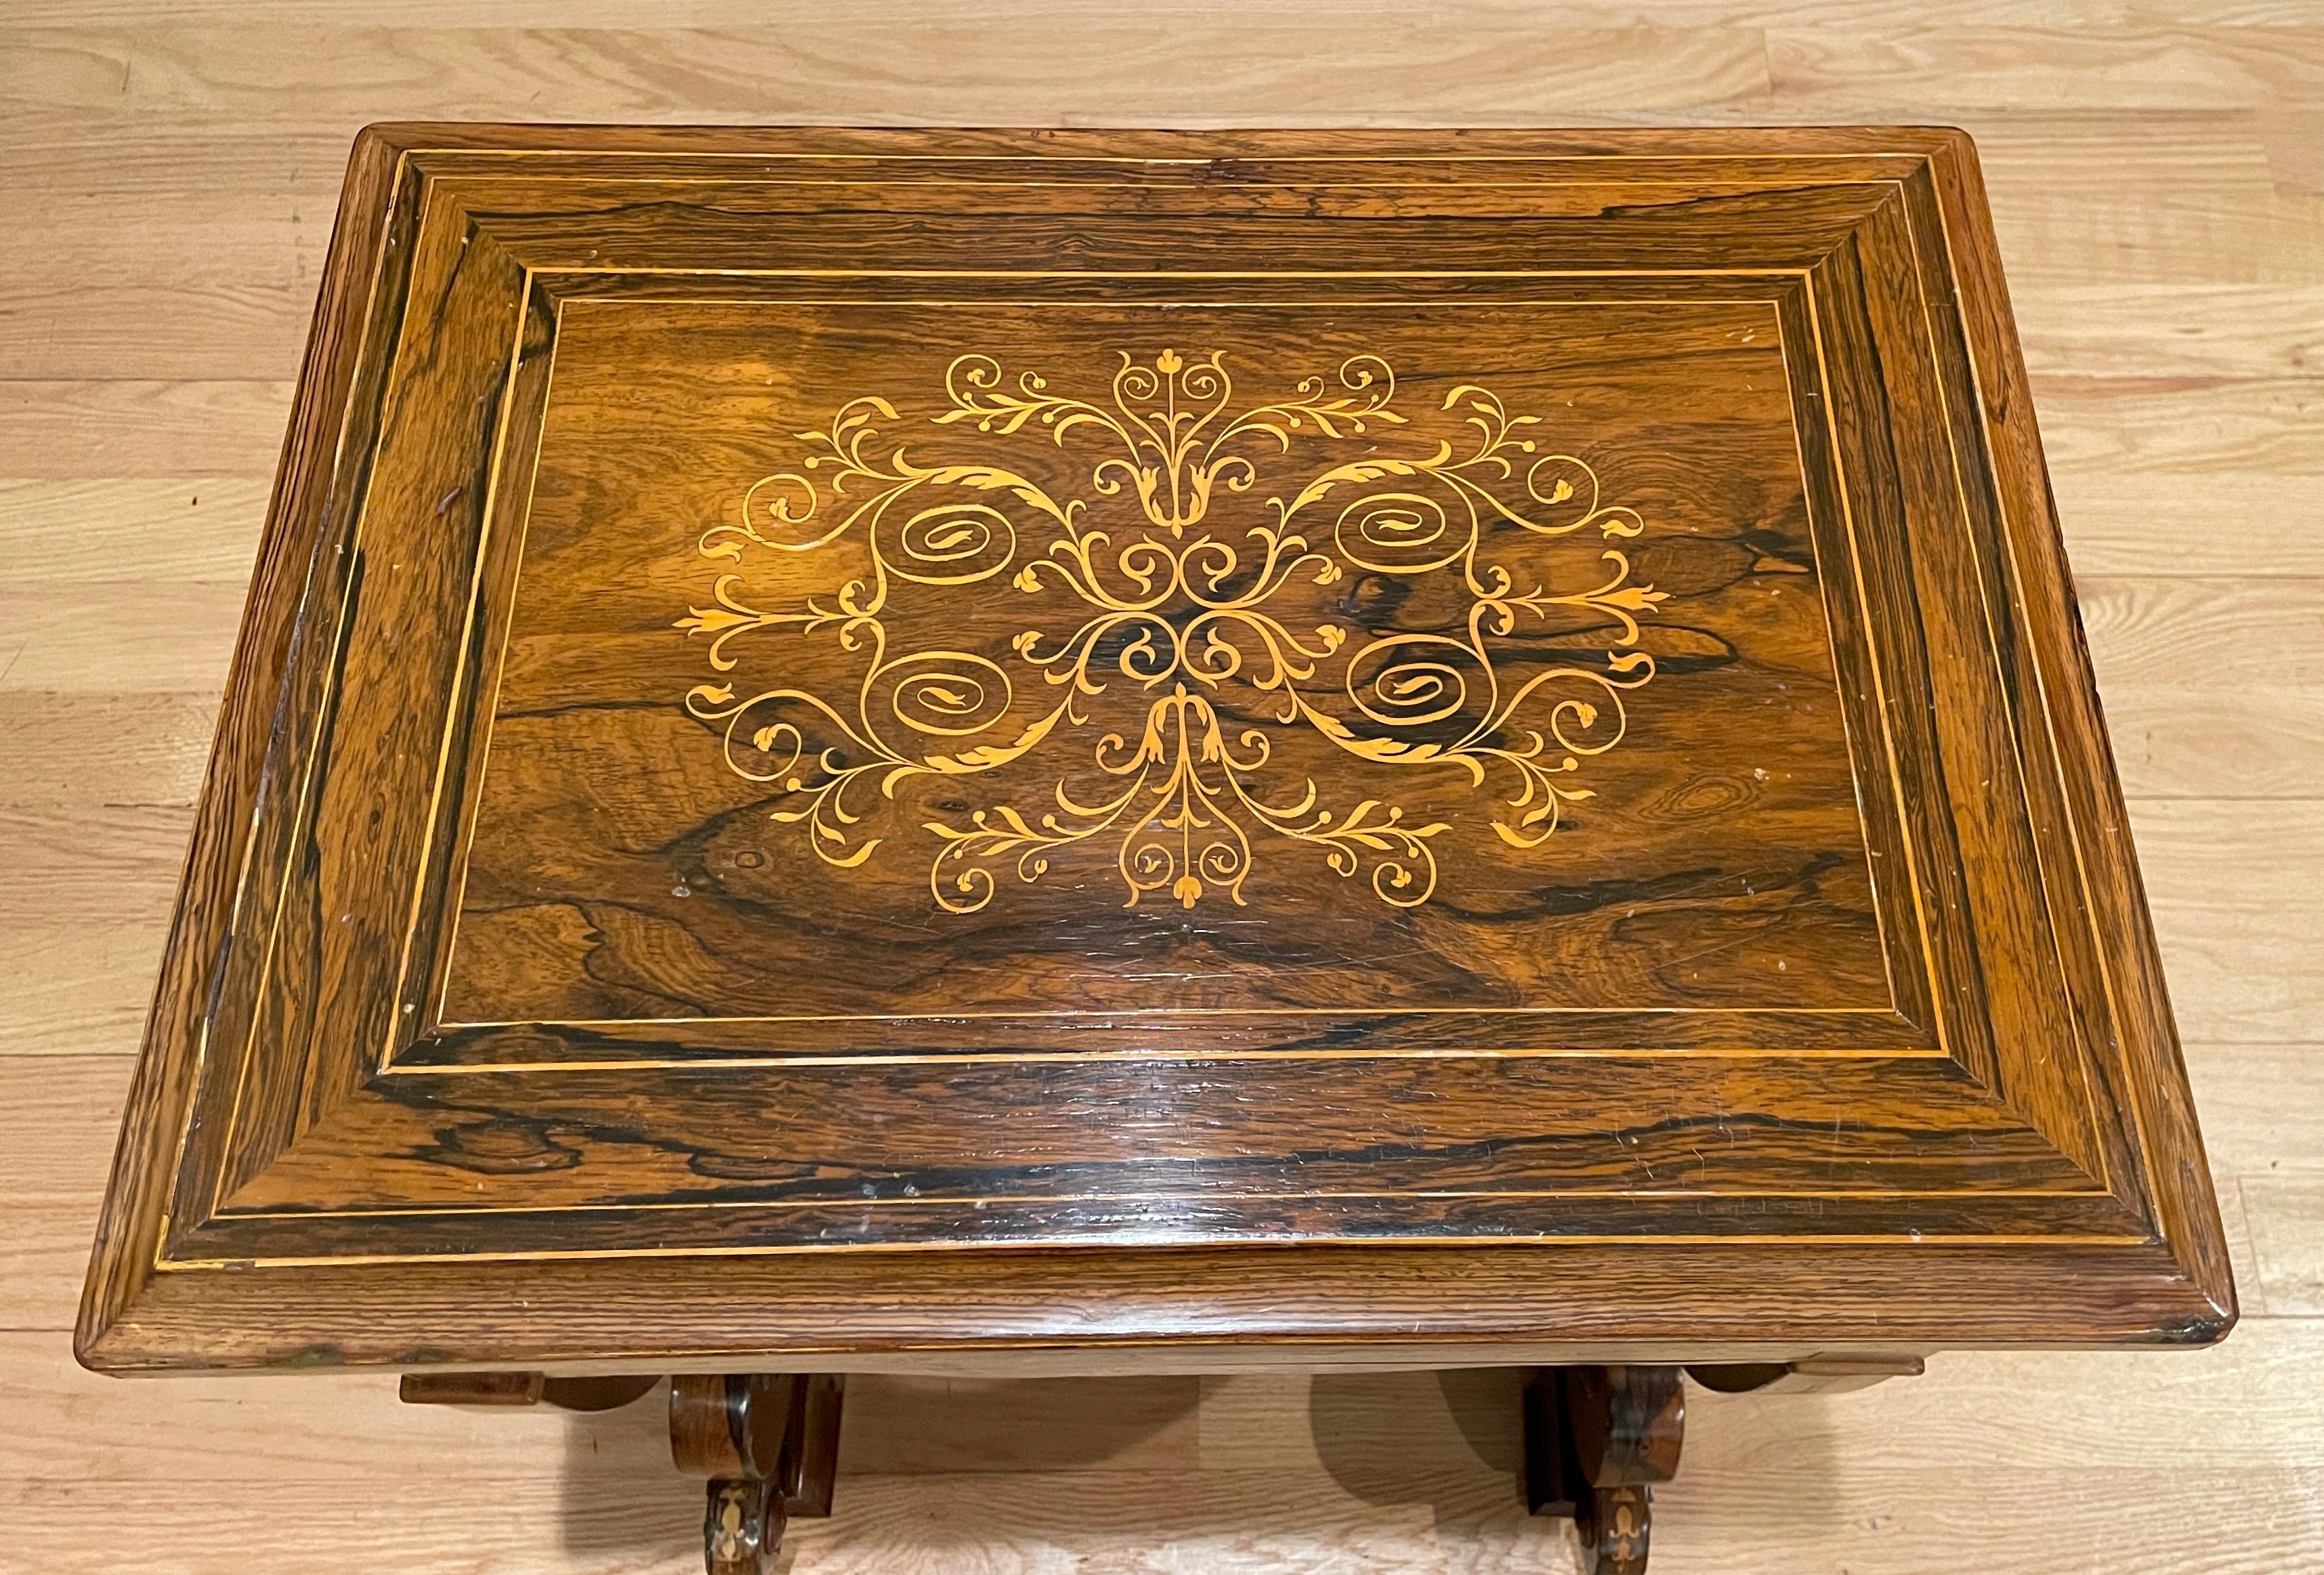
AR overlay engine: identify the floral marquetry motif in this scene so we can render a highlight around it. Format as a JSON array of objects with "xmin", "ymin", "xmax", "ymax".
[{"xmin": 678, "ymin": 348, "xmax": 1668, "ymax": 912}]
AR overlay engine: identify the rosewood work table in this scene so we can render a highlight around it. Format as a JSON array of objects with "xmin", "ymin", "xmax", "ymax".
[{"xmin": 81, "ymin": 125, "xmax": 2234, "ymax": 1573}]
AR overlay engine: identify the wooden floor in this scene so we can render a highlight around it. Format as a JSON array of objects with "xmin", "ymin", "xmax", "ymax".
[{"xmin": 5, "ymin": 4, "xmax": 2324, "ymax": 1571}]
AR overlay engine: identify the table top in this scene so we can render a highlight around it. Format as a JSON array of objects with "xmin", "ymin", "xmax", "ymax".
[{"xmin": 79, "ymin": 124, "xmax": 2233, "ymax": 1377}]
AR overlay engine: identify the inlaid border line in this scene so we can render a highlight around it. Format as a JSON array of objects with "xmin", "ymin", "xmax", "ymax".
[{"xmin": 420, "ymin": 288, "xmax": 1916, "ymax": 1049}]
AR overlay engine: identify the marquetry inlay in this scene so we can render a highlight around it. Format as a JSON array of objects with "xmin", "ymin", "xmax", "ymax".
[{"xmin": 678, "ymin": 348, "xmax": 1666, "ymax": 912}]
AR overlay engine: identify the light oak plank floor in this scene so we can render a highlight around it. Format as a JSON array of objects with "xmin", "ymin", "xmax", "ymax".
[{"xmin": 3, "ymin": 4, "xmax": 2320, "ymax": 1571}]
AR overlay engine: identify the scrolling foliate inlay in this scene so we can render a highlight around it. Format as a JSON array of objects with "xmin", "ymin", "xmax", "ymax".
[{"xmin": 676, "ymin": 349, "xmax": 1666, "ymax": 912}]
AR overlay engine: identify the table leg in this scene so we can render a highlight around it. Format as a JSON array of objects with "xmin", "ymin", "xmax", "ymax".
[
  {"xmin": 670, "ymin": 1374, "xmax": 846, "ymax": 1575},
  {"xmin": 1523, "ymin": 1365, "xmax": 1684, "ymax": 1575}
]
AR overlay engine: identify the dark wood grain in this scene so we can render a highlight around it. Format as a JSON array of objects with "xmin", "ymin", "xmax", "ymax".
[{"xmin": 79, "ymin": 125, "xmax": 2231, "ymax": 1379}]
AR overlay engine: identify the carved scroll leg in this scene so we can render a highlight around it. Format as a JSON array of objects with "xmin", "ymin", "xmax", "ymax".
[
  {"xmin": 671, "ymin": 1374, "xmax": 847, "ymax": 1575},
  {"xmin": 1523, "ymin": 1366, "xmax": 1684, "ymax": 1575},
  {"xmin": 702, "ymin": 1476, "xmax": 783, "ymax": 1575}
]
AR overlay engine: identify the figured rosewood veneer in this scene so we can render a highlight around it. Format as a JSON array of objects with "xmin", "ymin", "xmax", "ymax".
[{"xmin": 82, "ymin": 127, "xmax": 2232, "ymax": 1391}]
